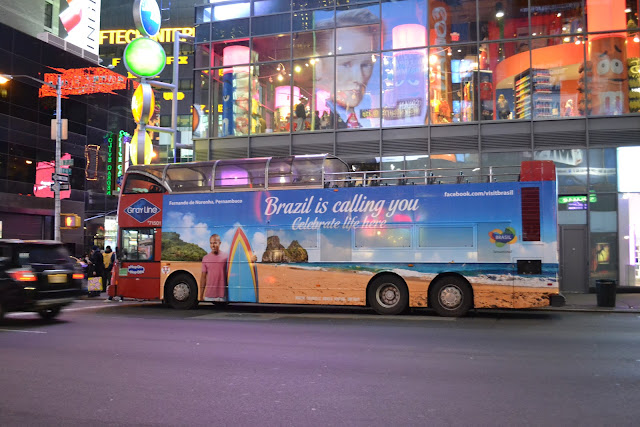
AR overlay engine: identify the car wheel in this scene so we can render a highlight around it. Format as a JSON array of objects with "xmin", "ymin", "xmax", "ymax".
[
  {"xmin": 430, "ymin": 276, "xmax": 472, "ymax": 317},
  {"xmin": 367, "ymin": 275, "xmax": 409, "ymax": 315},
  {"xmin": 166, "ymin": 274, "xmax": 199, "ymax": 310},
  {"xmin": 38, "ymin": 306, "xmax": 61, "ymax": 320}
]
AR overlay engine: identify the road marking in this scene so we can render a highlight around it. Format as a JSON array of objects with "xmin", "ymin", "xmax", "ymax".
[{"xmin": 0, "ymin": 328, "xmax": 47, "ymax": 334}]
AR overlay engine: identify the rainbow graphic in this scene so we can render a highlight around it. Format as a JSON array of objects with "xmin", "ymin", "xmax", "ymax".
[{"xmin": 227, "ymin": 227, "xmax": 259, "ymax": 302}]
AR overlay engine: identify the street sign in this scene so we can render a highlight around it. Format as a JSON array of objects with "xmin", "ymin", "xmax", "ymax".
[
  {"xmin": 52, "ymin": 174, "xmax": 69, "ymax": 183},
  {"xmin": 59, "ymin": 183, "xmax": 70, "ymax": 191},
  {"xmin": 61, "ymin": 158, "xmax": 74, "ymax": 166}
]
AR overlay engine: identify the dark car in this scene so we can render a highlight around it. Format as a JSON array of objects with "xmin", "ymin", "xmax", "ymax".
[{"xmin": 0, "ymin": 240, "xmax": 85, "ymax": 321}]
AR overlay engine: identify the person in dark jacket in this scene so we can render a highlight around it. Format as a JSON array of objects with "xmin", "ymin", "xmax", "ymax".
[{"xmin": 89, "ymin": 245, "xmax": 105, "ymax": 296}]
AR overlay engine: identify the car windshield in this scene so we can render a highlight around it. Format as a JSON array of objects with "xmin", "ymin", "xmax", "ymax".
[{"xmin": 19, "ymin": 244, "xmax": 73, "ymax": 268}]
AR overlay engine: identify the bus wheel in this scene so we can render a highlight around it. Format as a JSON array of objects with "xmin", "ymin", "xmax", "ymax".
[
  {"xmin": 430, "ymin": 276, "xmax": 472, "ymax": 317},
  {"xmin": 368, "ymin": 276, "xmax": 408, "ymax": 315},
  {"xmin": 166, "ymin": 274, "xmax": 199, "ymax": 310}
]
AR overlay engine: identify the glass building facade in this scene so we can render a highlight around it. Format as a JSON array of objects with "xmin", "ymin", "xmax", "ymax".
[{"xmin": 192, "ymin": 0, "xmax": 640, "ymax": 292}]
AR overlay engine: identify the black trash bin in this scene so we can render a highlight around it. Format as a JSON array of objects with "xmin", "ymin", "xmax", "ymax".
[{"xmin": 595, "ymin": 279, "xmax": 616, "ymax": 307}]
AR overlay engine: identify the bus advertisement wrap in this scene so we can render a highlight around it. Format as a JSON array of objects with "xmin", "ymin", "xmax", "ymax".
[{"xmin": 159, "ymin": 181, "xmax": 558, "ymax": 310}]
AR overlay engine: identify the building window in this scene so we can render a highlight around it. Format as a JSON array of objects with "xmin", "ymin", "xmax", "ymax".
[{"xmin": 44, "ymin": 2, "xmax": 53, "ymax": 29}]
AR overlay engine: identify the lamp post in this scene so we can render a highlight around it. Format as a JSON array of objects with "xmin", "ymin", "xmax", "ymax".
[{"xmin": 0, "ymin": 73, "xmax": 63, "ymax": 241}]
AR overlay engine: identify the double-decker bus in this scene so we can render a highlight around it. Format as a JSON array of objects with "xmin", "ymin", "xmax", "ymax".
[{"xmin": 110, "ymin": 154, "xmax": 564, "ymax": 316}]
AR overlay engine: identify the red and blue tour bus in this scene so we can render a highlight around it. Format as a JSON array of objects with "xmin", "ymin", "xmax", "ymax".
[{"xmin": 110, "ymin": 154, "xmax": 564, "ymax": 316}]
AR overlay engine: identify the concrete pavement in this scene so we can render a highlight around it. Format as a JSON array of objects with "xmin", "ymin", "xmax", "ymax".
[
  {"xmin": 546, "ymin": 292, "xmax": 640, "ymax": 313},
  {"xmin": 80, "ymin": 291, "xmax": 640, "ymax": 314}
]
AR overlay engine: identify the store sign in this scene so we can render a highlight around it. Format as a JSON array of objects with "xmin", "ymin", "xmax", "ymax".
[
  {"xmin": 104, "ymin": 130, "xmax": 129, "ymax": 195},
  {"xmin": 38, "ymin": 68, "xmax": 128, "ymax": 98},
  {"xmin": 59, "ymin": 0, "xmax": 102, "ymax": 55},
  {"xmin": 558, "ymin": 195, "xmax": 597, "ymax": 204},
  {"xmin": 133, "ymin": 0, "xmax": 161, "ymax": 37},
  {"xmin": 123, "ymin": 37, "xmax": 166, "ymax": 77},
  {"xmin": 99, "ymin": 27, "xmax": 195, "ymax": 45}
]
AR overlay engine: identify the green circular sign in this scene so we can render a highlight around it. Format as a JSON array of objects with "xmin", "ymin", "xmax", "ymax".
[{"xmin": 123, "ymin": 37, "xmax": 166, "ymax": 78}]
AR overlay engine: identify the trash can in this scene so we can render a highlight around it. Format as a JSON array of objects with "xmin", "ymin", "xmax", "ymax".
[{"xmin": 595, "ymin": 279, "xmax": 616, "ymax": 307}]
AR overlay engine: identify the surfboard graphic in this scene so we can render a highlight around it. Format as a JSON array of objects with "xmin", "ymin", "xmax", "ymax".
[{"xmin": 227, "ymin": 227, "xmax": 259, "ymax": 302}]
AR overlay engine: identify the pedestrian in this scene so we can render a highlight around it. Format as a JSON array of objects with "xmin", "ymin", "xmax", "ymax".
[
  {"xmin": 294, "ymin": 98, "xmax": 307, "ymax": 132},
  {"xmin": 102, "ymin": 245, "xmax": 115, "ymax": 291},
  {"xmin": 89, "ymin": 245, "xmax": 104, "ymax": 297}
]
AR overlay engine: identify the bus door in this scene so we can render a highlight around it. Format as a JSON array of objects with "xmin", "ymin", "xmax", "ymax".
[{"xmin": 117, "ymin": 228, "xmax": 162, "ymax": 300}]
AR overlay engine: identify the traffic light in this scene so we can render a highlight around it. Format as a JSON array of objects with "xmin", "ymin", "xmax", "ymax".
[{"xmin": 61, "ymin": 213, "xmax": 81, "ymax": 229}]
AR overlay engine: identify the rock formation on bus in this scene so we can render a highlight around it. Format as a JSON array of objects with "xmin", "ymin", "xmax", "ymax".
[{"xmin": 262, "ymin": 235, "xmax": 308, "ymax": 263}]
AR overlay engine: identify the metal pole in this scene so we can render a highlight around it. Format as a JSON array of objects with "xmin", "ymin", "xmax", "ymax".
[
  {"xmin": 54, "ymin": 74, "xmax": 62, "ymax": 242},
  {"xmin": 172, "ymin": 32, "xmax": 181, "ymax": 163}
]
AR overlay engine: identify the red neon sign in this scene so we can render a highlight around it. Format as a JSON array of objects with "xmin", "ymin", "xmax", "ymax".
[{"xmin": 38, "ymin": 67, "xmax": 129, "ymax": 98}]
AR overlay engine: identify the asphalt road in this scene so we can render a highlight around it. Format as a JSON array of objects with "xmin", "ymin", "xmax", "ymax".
[{"xmin": 1, "ymin": 300, "xmax": 639, "ymax": 426}]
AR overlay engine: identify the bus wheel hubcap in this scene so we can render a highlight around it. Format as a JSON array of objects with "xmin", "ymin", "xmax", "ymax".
[
  {"xmin": 378, "ymin": 285, "xmax": 399, "ymax": 307},
  {"xmin": 173, "ymin": 283, "xmax": 190, "ymax": 301},
  {"xmin": 440, "ymin": 285, "xmax": 462, "ymax": 309}
]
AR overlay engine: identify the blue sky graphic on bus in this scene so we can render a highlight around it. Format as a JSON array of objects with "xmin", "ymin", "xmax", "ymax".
[{"xmin": 161, "ymin": 181, "xmax": 557, "ymax": 266}]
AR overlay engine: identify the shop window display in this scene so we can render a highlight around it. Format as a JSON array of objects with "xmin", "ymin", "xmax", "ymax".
[
  {"xmin": 579, "ymin": 32, "xmax": 639, "ymax": 117},
  {"xmin": 529, "ymin": 37, "xmax": 586, "ymax": 118},
  {"xmin": 252, "ymin": 34, "xmax": 292, "ymax": 63},
  {"xmin": 477, "ymin": 0, "xmax": 529, "ymax": 42},
  {"xmin": 250, "ymin": 62, "xmax": 286, "ymax": 134},
  {"xmin": 484, "ymin": 41, "xmax": 531, "ymax": 121},
  {"xmin": 381, "ymin": 46, "xmax": 428, "ymax": 127},
  {"xmin": 529, "ymin": 0, "xmax": 585, "ymax": 39},
  {"xmin": 589, "ymin": 193, "xmax": 618, "ymax": 286}
]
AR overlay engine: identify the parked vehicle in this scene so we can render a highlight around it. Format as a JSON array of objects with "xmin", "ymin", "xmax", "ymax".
[{"xmin": 0, "ymin": 240, "xmax": 85, "ymax": 320}]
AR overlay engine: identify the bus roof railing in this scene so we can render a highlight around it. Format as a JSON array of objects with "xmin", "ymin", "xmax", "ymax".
[
  {"xmin": 323, "ymin": 165, "xmax": 523, "ymax": 188},
  {"xmin": 123, "ymin": 158, "xmax": 530, "ymax": 194}
]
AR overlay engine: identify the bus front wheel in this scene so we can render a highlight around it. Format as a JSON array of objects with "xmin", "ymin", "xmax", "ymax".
[
  {"xmin": 166, "ymin": 274, "xmax": 199, "ymax": 310},
  {"xmin": 368, "ymin": 276, "xmax": 409, "ymax": 315},
  {"xmin": 430, "ymin": 276, "xmax": 472, "ymax": 317}
]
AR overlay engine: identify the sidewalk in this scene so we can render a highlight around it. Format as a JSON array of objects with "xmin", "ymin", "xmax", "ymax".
[
  {"xmin": 544, "ymin": 292, "xmax": 640, "ymax": 313},
  {"xmin": 80, "ymin": 292, "xmax": 640, "ymax": 313}
]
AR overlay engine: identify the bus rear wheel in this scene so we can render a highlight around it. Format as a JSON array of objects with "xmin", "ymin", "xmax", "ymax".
[
  {"xmin": 430, "ymin": 276, "xmax": 472, "ymax": 317},
  {"xmin": 368, "ymin": 276, "xmax": 409, "ymax": 315},
  {"xmin": 166, "ymin": 274, "xmax": 199, "ymax": 310}
]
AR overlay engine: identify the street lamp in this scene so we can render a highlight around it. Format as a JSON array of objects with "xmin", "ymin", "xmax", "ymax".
[{"xmin": 0, "ymin": 73, "xmax": 63, "ymax": 241}]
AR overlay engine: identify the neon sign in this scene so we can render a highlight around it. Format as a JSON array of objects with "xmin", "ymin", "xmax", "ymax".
[{"xmin": 38, "ymin": 67, "xmax": 128, "ymax": 98}]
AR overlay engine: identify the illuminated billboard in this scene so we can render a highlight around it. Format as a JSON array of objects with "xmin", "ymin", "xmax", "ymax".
[
  {"xmin": 59, "ymin": 0, "xmax": 102, "ymax": 56},
  {"xmin": 33, "ymin": 153, "xmax": 73, "ymax": 199}
]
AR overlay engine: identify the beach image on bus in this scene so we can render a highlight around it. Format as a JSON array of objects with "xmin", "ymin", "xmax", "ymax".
[{"xmin": 111, "ymin": 154, "xmax": 564, "ymax": 316}]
